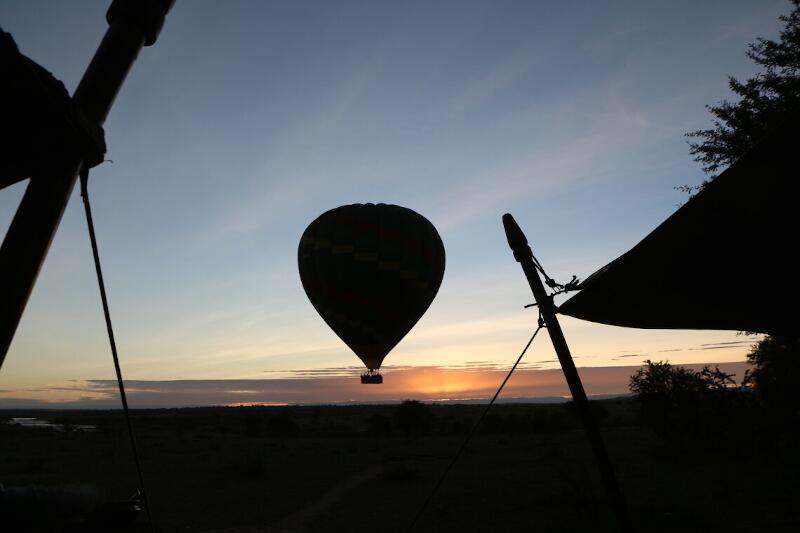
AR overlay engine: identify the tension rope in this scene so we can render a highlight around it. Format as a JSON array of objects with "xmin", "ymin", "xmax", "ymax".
[
  {"xmin": 405, "ymin": 319, "xmax": 544, "ymax": 533},
  {"xmin": 532, "ymin": 256, "xmax": 580, "ymax": 298},
  {"xmin": 78, "ymin": 173, "xmax": 577, "ymax": 533},
  {"xmin": 406, "ymin": 254, "xmax": 579, "ymax": 532},
  {"xmin": 80, "ymin": 167, "xmax": 156, "ymax": 533}
]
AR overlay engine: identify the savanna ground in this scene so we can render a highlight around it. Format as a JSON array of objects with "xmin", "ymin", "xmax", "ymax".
[{"xmin": 1, "ymin": 399, "xmax": 798, "ymax": 532}]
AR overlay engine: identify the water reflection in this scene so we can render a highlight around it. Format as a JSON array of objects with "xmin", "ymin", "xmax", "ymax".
[{"xmin": 5, "ymin": 417, "xmax": 96, "ymax": 432}]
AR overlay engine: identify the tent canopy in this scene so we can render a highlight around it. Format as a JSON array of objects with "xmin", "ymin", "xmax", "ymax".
[{"xmin": 558, "ymin": 114, "xmax": 798, "ymax": 337}]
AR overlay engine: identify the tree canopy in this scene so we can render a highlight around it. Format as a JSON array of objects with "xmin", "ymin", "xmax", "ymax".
[
  {"xmin": 684, "ymin": 1, "xmax": 800, "ymax": 419},
  {"xmin": 686, "ymin": 0, "xmax": 800, "ymax": 178},
  {"xmin": 629, "ymin": 360, "xmax": 738, "ymax": 438},
  {"xmin": 744, "ymin": 336, "xmax": 800, "ymax": 414}
]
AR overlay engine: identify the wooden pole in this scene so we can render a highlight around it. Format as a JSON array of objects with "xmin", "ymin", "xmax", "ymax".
[
  {"xmin": 0, "ymin": 0, "xmax": 174, "ymax": 368},
  {"xmin": 503, "ymin": 213, "xmax": 634, "ymax": 533}
]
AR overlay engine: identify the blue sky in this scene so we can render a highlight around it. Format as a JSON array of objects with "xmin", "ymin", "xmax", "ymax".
[{"xmin": 0, "ymin": 0, "xmax": 787, "ymax": 406}]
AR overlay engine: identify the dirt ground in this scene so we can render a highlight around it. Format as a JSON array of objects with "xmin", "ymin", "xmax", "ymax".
[{"xmin": 1, "ymin": 402, "xmax": 798, "ymax": 532}]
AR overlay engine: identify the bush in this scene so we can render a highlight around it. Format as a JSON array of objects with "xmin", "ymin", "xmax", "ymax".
[
  {"xmin": 394, "ymin": 400, "xmax": 435, "ymax": 436},
  {"xmin": 562, "ymin": 400, "xmax": 609, "ymax": 427},
  {"xmin": 629, "ymin": 360, "xmax": 737, "ymax": 438},
  {"xmin": 267, "ymin": 414, "xmax": 297, "ymax": 436},
  {"xmin": 744, "ymin": 336, "xmax": 800, "ymax": 417},
  {"xmin": 366, "ymin": 413, "xmax": 393, "ymax": 436},
  {"xmin": 243, "ymin": 413, "xmax": 262, "ymax": 437}
]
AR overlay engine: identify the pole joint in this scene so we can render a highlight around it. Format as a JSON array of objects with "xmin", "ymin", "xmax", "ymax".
[{"xmin": 502, "ymin": 212, "xmax": 635, "ymax": 533}]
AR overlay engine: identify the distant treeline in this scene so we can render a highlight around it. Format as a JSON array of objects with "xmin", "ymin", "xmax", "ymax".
[{"xmin": 0, "ymin": 398, "xmax": 635, "ymax": 440}]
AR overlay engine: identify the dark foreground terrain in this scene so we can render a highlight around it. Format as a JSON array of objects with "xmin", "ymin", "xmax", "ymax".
[{"xmin": 1, "ymin": 400, "xmax": 798, "ymax": 532}]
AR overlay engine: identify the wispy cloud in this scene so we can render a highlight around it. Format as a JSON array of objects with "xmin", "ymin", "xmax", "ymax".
[
  {"xmin": 700, "ymin": 340, "xmax": 755, "ymax": 348},
  {"xmin": 447, "ymin": 47, "xmax": 541, "ymax": 112},
  {"xmin": 198, "ymin": 59, "xmax": 383, "ymax": 242}
]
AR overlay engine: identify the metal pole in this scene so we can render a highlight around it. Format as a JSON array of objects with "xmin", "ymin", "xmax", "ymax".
[
  {"xmin": 502, "ymin": 213, "xmax": 634, "ymax": 533},
  {"xmin": 0, "ymin": 0, "xmax": 174, "ymax": 367}
]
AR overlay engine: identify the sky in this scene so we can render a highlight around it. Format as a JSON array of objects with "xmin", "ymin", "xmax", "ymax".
[{"xmin": 0, "ymin": 0, "xmax": 787, "ymax": 407}]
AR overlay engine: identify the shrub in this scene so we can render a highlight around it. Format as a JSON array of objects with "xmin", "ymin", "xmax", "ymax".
[
  {"xmin": 394, "ymin": 400, "xmax": 435, "ymax": 436},
  {"xmin": 744, "ymin": 336, "xmax": 800, "ymax": 417},
  {"xmin": 366, "ymin": 413, "xmax": 393, "ymax": 436},
  {"xmin": 629, "ymin": 360, "xmax": 737, "ymax": 438}
]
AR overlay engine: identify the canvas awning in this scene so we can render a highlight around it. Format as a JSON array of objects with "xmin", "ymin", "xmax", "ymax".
[{"xmin": 558, "ymin": 113, "xmax": 798, "ymax": 337}]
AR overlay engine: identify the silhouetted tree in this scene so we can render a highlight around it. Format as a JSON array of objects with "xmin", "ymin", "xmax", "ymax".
[
  {"xmin": 683, "ymin": 1, "xmax": 800, "ymax": 423},
  {"xmin": 483, "ymin": 413, "xmax": 504, "ymax": 434},
  {"xmin": 267, "ymin": 414, "xmax": 296, "ymax": 436},
  {"xmin": 243, "ymin": 412, "xmax": 262, "ymax": 437},
  {"xmin": 630, "ymin": 361, "xmax": 704, "ymax": 399},
  {"xmin": 685, "ymin": 0, "xmax": 800, "ymax": 180},
  {"xmin": 629, "ymin": 360, "xmax": 736, "ymax": 437},
  {"xmin": 563, "ymin": 399, "xmax": 609, "ymax": 428},
  {"xmin": 394, "ymin": 400, "xmax": 435, "ymax": 436},
  {"xmin": 697, "ymin": 365, "xmax": 737, "ymax": 391},
  {"xmin": 505, "ymin": 412, "xmax": 536, "ymax": 435},
  {"xmin": 744, "ymin": 336, "xmax": 800, "ymax": 416},
  {"xmin": 366, "ymin": 413, "xmax": 393, "ymax": 436}
]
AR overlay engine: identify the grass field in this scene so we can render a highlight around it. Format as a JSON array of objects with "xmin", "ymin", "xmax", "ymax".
[{"xmin": 1, "ymin": 400, "xmax": 798, "ymax": 532}]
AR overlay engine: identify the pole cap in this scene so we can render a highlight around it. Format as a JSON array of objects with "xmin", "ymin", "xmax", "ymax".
[
  {"xmin": 503, "ymin": 213, "xmax": 528, "ymax": 249},
  {"xmin": 107, "ymin": 0, "xmax": 175, "ymax": 46},
  {"xmin": 503, "ymin": 213, "xmax": 533, "ymax": 262}
]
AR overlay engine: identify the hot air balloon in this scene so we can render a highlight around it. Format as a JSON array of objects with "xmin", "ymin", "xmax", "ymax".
[{"xmin": 298, "ymin": 203, "xmax": 445, "ymax": 384}]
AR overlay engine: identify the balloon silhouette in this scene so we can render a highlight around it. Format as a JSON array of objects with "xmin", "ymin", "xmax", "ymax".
[{"xmin": 298, "ymin": 203, "xmax": 445, "ymax": 383}]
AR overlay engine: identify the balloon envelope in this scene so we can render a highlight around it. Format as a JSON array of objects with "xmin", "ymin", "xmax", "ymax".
[{"xmin": 298, "ymin": 203, "xmax": 445, "ymax": 370}]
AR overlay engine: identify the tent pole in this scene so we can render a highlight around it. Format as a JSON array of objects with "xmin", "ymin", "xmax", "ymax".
[
  {"xmin": 0, "ymin": 0, "xmax": 174, "ymax": 368},
  {"xmin": 502, "ymin": 213, "xmax": 634, "ymax": 533}
]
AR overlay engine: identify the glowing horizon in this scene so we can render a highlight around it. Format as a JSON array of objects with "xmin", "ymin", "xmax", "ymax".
[{"xmin": 0, "ymin": 358, "xmax": 753, "ymax": 409}]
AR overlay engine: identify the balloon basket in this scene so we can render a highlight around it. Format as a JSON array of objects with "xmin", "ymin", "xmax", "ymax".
[{"xmin": 361, "ymin": 371, "xmax": 383, "ymax": 384}]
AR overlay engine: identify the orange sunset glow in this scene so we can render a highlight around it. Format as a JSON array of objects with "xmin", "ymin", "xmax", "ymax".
[{"xmin": 0, "ymin": 361, "xmax": 752, "ymax": 408}]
